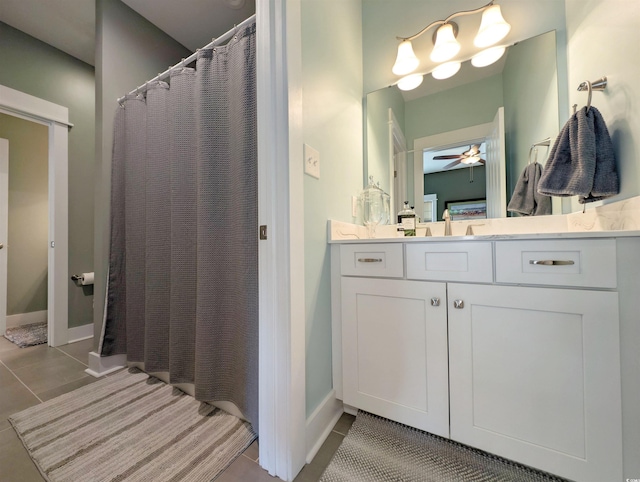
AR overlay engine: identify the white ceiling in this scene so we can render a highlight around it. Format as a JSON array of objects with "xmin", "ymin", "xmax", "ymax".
[{"xmin": 0, "ymin": 0, "xmax": 255, "ymax": 66}]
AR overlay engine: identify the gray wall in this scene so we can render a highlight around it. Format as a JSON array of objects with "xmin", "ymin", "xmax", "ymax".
[
  {"xmin": 0, "ymin": 22, "xmax": 95, "ymax": 329},
  {"xmin": 94, "ymin": 0, "xmax": 191, "ymax": 346},
  {"xmin": 0, "ymin": 114, "xmax": 48, "ymax": 316},
  {"xmin": 424, "ymin": 166, "xmax": 487, "ymax": 221}
]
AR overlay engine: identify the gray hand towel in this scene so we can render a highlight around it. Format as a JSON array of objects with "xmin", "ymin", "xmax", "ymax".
[
  {"xmin": 538, "ymin": 106, "xmax": 619, "ymax": 203},
  {"xmin": 578, "ymin": 106, "xmax": 619, "ymax": 203},
  {"xmin": 507, "ymin": 162, "xmax": 552, "ymax": 216}
]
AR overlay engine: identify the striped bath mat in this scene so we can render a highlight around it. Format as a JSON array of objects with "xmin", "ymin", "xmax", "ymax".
[{"xmin": 9, "ymin": 368, "xmax": 256, "ymax": 482}]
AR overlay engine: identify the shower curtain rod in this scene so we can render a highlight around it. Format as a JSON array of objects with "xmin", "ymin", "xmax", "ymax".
[{"xmin": 117, "ymin": 13, "xmax": 256, "ymax": 104}]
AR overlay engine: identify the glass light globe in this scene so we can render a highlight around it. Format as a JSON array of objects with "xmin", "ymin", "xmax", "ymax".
[
  {"xmin": 392, "ymin": 40, "xmax": 420, "ymax": 76},
  {"xmin": 430, "ymin": 24, "xmax": 461, "ymax": 63},
  {"xmin": 431, "ymin": 61, "xmax": 461, "ymax": 80},
  {"xmin": 471, "ymin": 46, "xmax": 506, "ymax": 67},
  {"xmin": 474, "ymin": 5, "xmax": 511, "ymax": 48},
  {"xmin": 397, "ymin": 73, "xmax": 424, "ymax": 91}
]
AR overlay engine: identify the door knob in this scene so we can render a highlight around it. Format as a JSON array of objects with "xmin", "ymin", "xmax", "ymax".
[{"xmin": 453, "ymin": 299, "xmax": 464, "ymax": 309}]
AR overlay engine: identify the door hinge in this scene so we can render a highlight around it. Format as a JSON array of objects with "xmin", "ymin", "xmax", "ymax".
[{"xmin": 259, "ymin": 225, "xmax": 267, "ymax": 240}]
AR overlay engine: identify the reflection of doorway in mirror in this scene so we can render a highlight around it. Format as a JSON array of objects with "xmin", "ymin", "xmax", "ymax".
[{"xmin": 423, "ymin": 194, "xmax": 437, "ymax": 223}]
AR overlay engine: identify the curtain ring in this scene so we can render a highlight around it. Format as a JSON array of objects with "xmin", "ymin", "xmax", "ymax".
[{"xmin": 586, "ymin": 80, "xmax": 593, "ymax": 113}]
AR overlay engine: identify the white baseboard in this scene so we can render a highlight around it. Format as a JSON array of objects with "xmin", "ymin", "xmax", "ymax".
[
  {"xmin": 85, "ymin": 351, "xmax": 127, "ymax": 378},
  {"xmin": 6, "ymin": 310, "xmax": 47, "ymax": 328},
  {"xmin": 305, "ymin": 389, "xmax": 343, "ymax": 464},
  {"xmin": 68, "ymin": 323, "xmax": 93, "ymax": 343}
]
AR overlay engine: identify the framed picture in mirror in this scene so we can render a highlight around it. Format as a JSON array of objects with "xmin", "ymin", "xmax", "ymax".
[{"xmin": 446, "ymin": 199, "xmax": 487, "ymax": 221}]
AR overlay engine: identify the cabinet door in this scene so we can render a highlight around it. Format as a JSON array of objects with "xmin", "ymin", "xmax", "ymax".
[
  {"xmin": 448, "ymin": 284, "xmax": 622, "ymax": 482},
  {"xmin": 341, "ymin": 277, "xmax": 449, "ymax": 437}
]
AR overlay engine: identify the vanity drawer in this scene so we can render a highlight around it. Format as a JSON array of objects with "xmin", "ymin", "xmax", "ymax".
[
  {"xmin": 340, "ymin": 243, "xmax": 404, "ymax": 278},
  {"xmin": 406, "ymin": 242, "xmax": 493, "ymax": 283},
  {"xmin": 495, "ymin": 239, "xmax": 617, "ymax": 288}
]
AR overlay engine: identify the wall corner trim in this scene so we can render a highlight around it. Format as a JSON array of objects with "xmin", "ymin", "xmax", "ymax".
[
  {"xmin": 85, "ymin": 351, "xmax": 126, "ymax": 378},
  {"xmin": 305, "ymin": 389, "xmax": 344, "ymax": 464}
]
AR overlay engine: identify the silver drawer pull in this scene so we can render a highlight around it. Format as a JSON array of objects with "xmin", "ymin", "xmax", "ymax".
[
  {"xmin": 357, "ymin": 258, "xmax": 383, "ymax": 263},
  {"xmin": 529, "ymin": 259, "xmax": 575, "ymax": 266}
]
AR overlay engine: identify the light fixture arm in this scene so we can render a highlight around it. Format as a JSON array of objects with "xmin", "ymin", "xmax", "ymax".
[{"xmin": 396, "ymin": 0, "xmax": 495, "ymax": 41}]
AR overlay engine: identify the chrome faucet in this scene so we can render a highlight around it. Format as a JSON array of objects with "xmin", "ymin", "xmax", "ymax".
[{"xmin": 443, "ymin": 209, "xmax": 452, "ymax": 236}]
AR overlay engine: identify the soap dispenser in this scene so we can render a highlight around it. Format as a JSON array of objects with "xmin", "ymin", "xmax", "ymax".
[{"xmin": 397, "ymin": 201, "xmax": 416, "ymax": 236}]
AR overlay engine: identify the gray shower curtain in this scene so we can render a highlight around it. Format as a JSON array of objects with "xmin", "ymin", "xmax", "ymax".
[{"xmin": 101, "ymin": 21, "xmax": 258, "ymax": 429}]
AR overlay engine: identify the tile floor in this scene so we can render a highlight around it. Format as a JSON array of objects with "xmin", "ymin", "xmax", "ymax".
[{"xmin": 0, "ymin": 335, "xmax": 353, "ymax": 482}]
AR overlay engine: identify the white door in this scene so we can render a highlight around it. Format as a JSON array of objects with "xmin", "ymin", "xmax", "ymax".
[
  {"xmin": 485, "ymin": 107, "xmax": 506, "ymax": 218},
  {"xmin": 0, "ymin": 138, "xmax": 7, "ymax": 335},
  {"xmin": 448, "ymin": 283, "xmax": 622, "ymax": 482},
  {"xmin": 341, "ymin": 277, "xmax": 450, "ymax": 437}
]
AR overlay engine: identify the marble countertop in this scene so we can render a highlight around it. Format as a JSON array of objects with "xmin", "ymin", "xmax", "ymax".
[{"xmin": 329, "ymin": 196, "xmax": 640, "ymax": 244}]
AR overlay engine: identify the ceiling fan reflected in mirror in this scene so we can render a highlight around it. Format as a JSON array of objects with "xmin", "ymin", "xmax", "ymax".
[{"xmin": 433, "ymin": 144, "xmax": 486, "ymax": 169}]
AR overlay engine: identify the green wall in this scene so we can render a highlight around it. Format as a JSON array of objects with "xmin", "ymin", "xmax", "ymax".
[
  {"xmin": 365, "ymin": 86, "xmax": 405, "ymax": 195},
  {"xmin": 94, "ymin": 0, "xmax": 191, "ymax": 346},
  {"xmin": 302, "ymin": 0, "xmax": 363, "ymax": 416},
  {"xmin": 0, "ymin": 114, "xmax": 48, "ymax": 316},
  {"xmin": 503, "ymin": 31, "xmax": 559, "ymax": 204},
  {"xmin": 0, "ymin": 22, "xmax": 95, "ymax": 329}
]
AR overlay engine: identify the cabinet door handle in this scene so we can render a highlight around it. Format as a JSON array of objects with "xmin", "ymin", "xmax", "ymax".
[
  {"xmin": 357, "ymin": 258, "xmax": 383, "ymax": 263},
  {"xmin": 453, "ymin": 299, "xmax": 464, "ymax": 309},
  {"xmin": 529, "ymin": 259, "xmax": 575, "ymax": 266},
  {"xmin": 430, "ymin": 298, "xmax": 440, "ymax": 307}
]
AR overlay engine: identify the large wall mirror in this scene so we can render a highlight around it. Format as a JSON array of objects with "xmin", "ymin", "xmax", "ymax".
[{"xmin": 363, "ymin": 1, "xmax": 570, "ymax": 222}]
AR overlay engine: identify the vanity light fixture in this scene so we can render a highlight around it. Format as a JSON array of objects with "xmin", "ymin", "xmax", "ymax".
[
  {"xmin": 391, "ymin": 0, "xmax": 511, "ymax": 87},
  {"xmin": 397, "ymin": 73, "xmax": 424, "ymax": 91},
  {"xmin": 431, "ymin": 61, "xmax": 461, "ymax": 80}
]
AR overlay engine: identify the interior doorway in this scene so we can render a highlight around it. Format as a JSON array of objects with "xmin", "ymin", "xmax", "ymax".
[
  {"xmin": 0, "ymin": 115, "xmax": 49, "ymax": 340},
  {"xmin": 0, "ymin": 84, "xmax": 70, "ymax": 346}
]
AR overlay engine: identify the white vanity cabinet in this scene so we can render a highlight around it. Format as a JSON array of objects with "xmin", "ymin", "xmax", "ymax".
[
  {"xmin": 447, "ymin": 283, "xmax": 621, "ymax": 482},
  {"xmin": 341, "ymin": 277, "xmax": 449, "ymax": 437},
  {"xmin": 332, "ymin": 237, "xmax": 624, "ymax": 482}
]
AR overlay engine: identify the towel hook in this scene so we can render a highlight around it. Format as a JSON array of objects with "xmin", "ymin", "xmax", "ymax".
[{"xmin": 577, "ymin": 76, "xmax": 607, "ymax": 113}]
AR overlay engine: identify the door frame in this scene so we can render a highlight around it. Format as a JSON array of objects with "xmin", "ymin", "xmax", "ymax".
[
  {"xmin": 413, "ymin": 121, "xmax": 495, "ymax": 222},
  {"xmin": 0, "ymin": 84, "xmax": 70, "ymax": 347},
  {"xmin": 0, "ymin": 139, "xmax": 7, "ymax": 336}
]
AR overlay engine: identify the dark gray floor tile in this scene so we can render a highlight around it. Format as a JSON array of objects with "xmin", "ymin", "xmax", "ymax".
[
  {"xmin": 216, "ymin": 454, "xmax": 284, "ymax": 482},
  {"xmin": 332, "ymin": 412, "xmax": 356, "ymax": 436},
  {"xmin": 0, "ymin": 344, "xmax": 65, "ymax": 370},
  {"xmin": 293, "ymin": 431, "xmax": 344, "ymax": 482},
  {"xmin": 37, "ymin": 375, "xmax": 101, "ymax": 402},
  {"xmin": 57, "ymin": 338, "xmax": 94, "ymax": 366},
  {"xmin": 0, "ymin": 427, "xmax": 45, "ymax": 481},
  {"xmin": 243, "ymin": 439, "xmax": 259, "ymax": 462},
  {"xmin": 12, "ymin": 354, "xmax": 88, "ymax": 395},
  {"xmin": 0, "ymin": 375, "xmax": 40, "ymax": 431}
]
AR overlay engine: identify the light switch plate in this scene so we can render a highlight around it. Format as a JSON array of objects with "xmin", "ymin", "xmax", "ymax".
[{"xmin": 304, "ymin": 144, "xmax": 320, "ymax": 179}]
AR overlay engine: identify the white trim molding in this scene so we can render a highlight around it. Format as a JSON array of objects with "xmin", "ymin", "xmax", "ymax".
[
  {"xmin": 5, "ymin": 310, "xmax": 48, "ymax": 328},
  {"xmin": 0, "ymin": 84, "xmax": 69, "ymax": 347},
  {"xmin": 68, "ymin": 323, "xmax": 94, "ymax": 343},
  {"xmin": 256, "ymin": 0, "xmax": 307, "ymax": 480},
  {"xmin": 85, "ymin": 352, "xmax": 126, "ymax": 378},
  {"xmin": 305, "ymin": 390, "xmax": 343, "ymax": 464}
]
